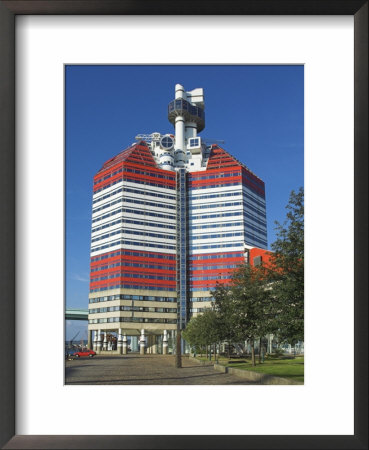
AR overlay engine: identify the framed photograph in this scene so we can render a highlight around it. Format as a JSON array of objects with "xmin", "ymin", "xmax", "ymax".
[
  {"xmin": 0, "ymin": 1, "xmax": 367, "ymax": 449},
  {"xmin": 64, "ymin": 64, "xmax": 304, "ymax": 386}
]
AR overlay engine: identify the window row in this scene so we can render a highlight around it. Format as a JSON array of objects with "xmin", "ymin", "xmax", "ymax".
[
  {"xmin": 242, "ymin": 187, "xmax": 267, "ymax": 207},
  {"xmin": 191, "ymin": 297, "xmax": 214, "ymax": 302},
  {"xmin": 244, "ymin": 224, "xmax": 268, "ymax": 238},
  {"xmin": 94, "ymin": 176, "xmax": 175, "ymax": 194},
  {"xmin": 89, "ymin": 294, "xmax": 177, "ymax": 303},
  {"xmin": 91, "ymin": 250, "xmax": 176, "ymax": 263},
  {"xmin": 190, "ymin": 264, "xmax": 239, "ymax": 271},
  {"xmin": 94, "ymin": 166, "xmax": 175, "ymax": 186},
  {"xmin": 91, "ymin": 262, "xmax": 175, "ymax": 273},
  {"xmin": 124, "ymin": 167, "xmax": 175, "ymax": 180},
  {"xmin": 92, "ymin": 206, "xmax": 176, "ymax": 224},
  {"xmin": 189, "ymin": 242, "xmax": 244, "ymax": 251},
  {"xmin": 92, "ymin": 196, "xmax": 176, "ymax": 215},
  {"xmin": 90, "ymin": 272, "xmax": 176, "ymax": 282},
  {"xmin": 244, "ymin": 226, "xmax": 268, "ymax": 242},
  {"xmin": 188, "ymin": 181, "xmax": 241, "ymax": 191},
  {"xmin": 89, "ymin": 306, "xmax": 177, "ymax": 314},
  {"xmin": 245, "ymin": 235, "xmax": 268, "ymax": 249},
  {"xmin": 242, "ymin": 172, "xmax": 264, "ymax": 189},
  {"xmin": 89, "ymin": 317, "xmax": 177, "ymax": 324},
  {"xmin": 189, "ymin": 201, "xmax": 242, "ymax": 211},
  {"xmin": 190, "ymin": 274, "xmax": 231, "ymax": 281},
  {"xmin": 189, "ymin": 287, "xmax": 215, "ymax": 292},
  {"xmin": 190, "ymin": 252, "xmax": 244, "ymax": 261},
  {"xmin": 244, "ymin": 211, "xmax": 267, "ymax": 228},
  {"xmin": 94, "ymin": 167, "xmax": 123, "ymax": 185},
  {"xmin": 189, "ymin": 231, "xmax": 243, "ymax": 242},
  {"xmin": 92, "ymin": 217, "xmax": 176, "ymax": 234},
  {"xmin": 168, "ymin": 98, "xmax": 205, "ymax": 120},
  {"xmin": 190, "ymin": 308, "xmax": 208, "ymax": 313},
  {"xmin": 90, "ymin": 284, "xmax": 177, "ymax": 293},
  {"xmin": 191, "ymin": 221, "xmax": 242, "ymax": 231},
  {"xmin": 191, "ymin": 211, "xmax": 242, "ymax": 221},
  {"xmin": 242, "ymin": 200, "xmax": 267, "ymax": 218},
  {"xmin": 189, "ymin": 171, "xmax": 240, "ymax": 181},
  {"xmin": 91, "ymin": 228, "xmax": 176, "ymax": 244},
  {"xmin": 93, "ymin": 186, "xmax": 176, "ymax": 205},
  {"xmin": 243, "ymin": 221, "xmax": 268, "ymax": 236},
  {"xmin": 91, "ymin": 239, "xmax": 176, "ymax": 254},
  {"xmin": 189, "ymin": 191, "xmax": 241, "ymax": 202}
]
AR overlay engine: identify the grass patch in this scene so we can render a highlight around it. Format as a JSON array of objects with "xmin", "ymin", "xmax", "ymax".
[
  {"xmin": 227, "ymin": 357, "xmax": 304, "ymax": 383},
  {"xmin": 194, "ymin": 355, "xmax": 304, "ymax": 383}
]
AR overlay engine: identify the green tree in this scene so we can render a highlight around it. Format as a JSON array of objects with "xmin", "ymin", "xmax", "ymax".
[
  {"xmin": 182, "ymin": 315, "xmax": 205, "ymax": 354},
  {"xmin": 182, "ymin": 310, "xmax": 220, "ymax": 358},
  {"xmin": 230, "ymin": 264, "xmax": 275, "ymax": 365},
  {"xmin": 178, "ymin": 306, "xmax": 223, "ymax": 367},
  {"xmin": 270, "ymin": 187, "xmax": 304, "ymax": 346},
  {"xmin": 200, "ymin": 309, "xmax": 222, "ymax": 360},
  {"xmin": 212, "ymin": 282, "xmax": 239, "ymax": 357},
  {"xmin": 211, "ymin": 264, "xmax": 274, "ymax": 366}
]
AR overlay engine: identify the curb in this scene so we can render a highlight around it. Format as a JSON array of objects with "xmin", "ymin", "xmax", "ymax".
[
  {"xmin": 188, "ymin": 356, "xmax": 214, "ymax": 366},
  {"xmin": 226, "ymin": 366, "xmax": 303, "ymax": 385},
  {"xmin": 190, "ymin": 356, "xmax": 303, "ymax": 385}
]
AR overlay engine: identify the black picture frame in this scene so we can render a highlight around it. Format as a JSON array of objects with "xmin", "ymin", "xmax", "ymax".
[{"xmin": 0, "ymin": 1, "xmax": 367, "ymax": 449}]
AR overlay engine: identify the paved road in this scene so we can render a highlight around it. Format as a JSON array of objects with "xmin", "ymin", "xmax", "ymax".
[{"xmin": 65, "ymin": 354, "xmax": 257, "ymax": 385}]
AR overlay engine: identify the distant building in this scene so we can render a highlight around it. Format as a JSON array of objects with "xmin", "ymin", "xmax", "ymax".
[{"xmin": 87, "ymin": 84, "xmax": 268, "ymax": 354}]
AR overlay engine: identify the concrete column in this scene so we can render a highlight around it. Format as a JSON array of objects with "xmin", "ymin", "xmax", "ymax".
[
  {"xmin": 96, "ymin": 330, "xmax": 102, "ymax": 353},
  {"xmin": 139, "ymin": 329, "xmax": 145, "ymax": 355},
  {"xmin": 147, "ymin": 335, "xmax": 156, "ymax": 354},
  {"xmin": 117, "ymin": 328, "xmax": 123, "ymax": 354},
  {"xmin": 103, "ymin": 332, "xmax": 108, "ymax": 351},
  {"xmin": 152, "ymin": 335, "xmax": 157, "ymax": 354},
  {"xmin": 146, "ymin": 335, "xmax": 151, "ymax": 354},
  {"xmin": 171, "ymin": 330, "xmax": 176, "ymax": 354},
  {"xmin": 87, "ymin": 330, "xmax": 92, "ymax": 350},
  {"xmin": 163, "ymin": 330, "xmax": 168, "ymax": 355},
  {"xmin": 122, "ymin": 333, "xmax": 128, "ymax": 355},
  {"xmin": 131, "ymin": 336, "xmax": 138, "ymax": 352},
  {"xmin": 93, "ymin": 331, "xmax": 98, "ymax": 352}
]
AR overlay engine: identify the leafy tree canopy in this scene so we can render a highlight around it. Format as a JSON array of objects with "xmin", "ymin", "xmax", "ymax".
[{"xmin": 270, "ymin": 187, "xmax": 304, "ymax": 343}]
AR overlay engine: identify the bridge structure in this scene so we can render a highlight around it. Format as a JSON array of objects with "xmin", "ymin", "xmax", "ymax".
[{"xmin": 65, "ymin": 308, "xmax": 88, "ymax": 321}]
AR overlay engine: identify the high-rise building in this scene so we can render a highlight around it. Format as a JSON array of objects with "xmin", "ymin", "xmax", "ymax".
[{"xmin": 87, "ymin": 84, "xmax": 268, "ymax": 354}]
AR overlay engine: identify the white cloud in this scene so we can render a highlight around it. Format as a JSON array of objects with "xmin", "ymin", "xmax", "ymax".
[{"xmin": 71, "ymin": 273, "xmax": 89, "ymax": 282}]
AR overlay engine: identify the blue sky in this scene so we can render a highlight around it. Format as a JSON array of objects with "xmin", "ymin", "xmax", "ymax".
[{"xmin": 65, "ymin": 65, "xmax": 304, "ymax": 339}]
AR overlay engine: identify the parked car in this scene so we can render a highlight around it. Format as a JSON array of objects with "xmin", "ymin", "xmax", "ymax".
[{"xmin": 70, "ymin": 349, "xmax": 96, "ymax": 358}]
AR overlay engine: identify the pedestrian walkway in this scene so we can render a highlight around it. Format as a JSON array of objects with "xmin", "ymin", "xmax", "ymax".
[{"xmin": 65, "ymin": 354, "xmax": 257, "ymax": 385}]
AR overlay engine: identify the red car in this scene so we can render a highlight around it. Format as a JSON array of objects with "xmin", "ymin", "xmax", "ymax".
[{"xmin": 72, "ymin": 349, "xmax": 96, "ymax": 358}]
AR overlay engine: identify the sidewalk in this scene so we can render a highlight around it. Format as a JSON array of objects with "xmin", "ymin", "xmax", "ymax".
[{"xmin": 65, "ymin": 354, "xmax": 257, "ymax": 385}]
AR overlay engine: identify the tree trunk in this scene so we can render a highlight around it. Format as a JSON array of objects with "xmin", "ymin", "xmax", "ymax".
[
  {"xmin": 251, "ymin": 339, "xmax": 255, "ymax": 366},
  {"xmin": 175, "ymin": 330, "xmax": 182, "ymax": 368},
  {"xmin": 258, "ymin": 337, "xmax": 262, "ymax": 364},
  {"xmin": 213, "ymin": 343, "xmax": 216, "ymax": 363}
]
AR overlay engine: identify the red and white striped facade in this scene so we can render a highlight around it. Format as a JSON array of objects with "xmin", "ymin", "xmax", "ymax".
[
  {"xmin": 87, "ymin": 84, "xmax": 268, "ymax": 353},
  {"xmin": 188, "ymin": 146, "xmax": 267, "ymax": 314}
]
